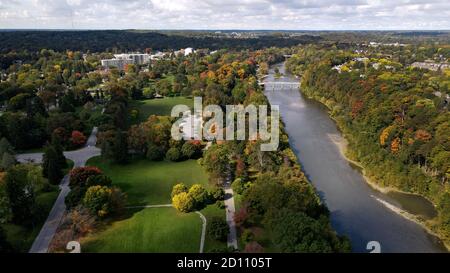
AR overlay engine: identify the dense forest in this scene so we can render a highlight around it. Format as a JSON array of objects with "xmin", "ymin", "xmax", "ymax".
[
  {"xmin": 286, "ymin": 43, "xmax": 450, "ymax": 243},
  {"xmin": 0, "ymin": 30, "xmax": 321, "ymax": 54}
]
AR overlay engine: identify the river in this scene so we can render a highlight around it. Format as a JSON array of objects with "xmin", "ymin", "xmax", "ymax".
[{"xmin": 263, "ymin": 62, "xmax": 446, "ymax": 253}]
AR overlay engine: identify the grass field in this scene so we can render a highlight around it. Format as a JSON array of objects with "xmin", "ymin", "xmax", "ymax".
[
  {"xmin": 86, "ymin": 157, "xmax": 209, "ymax": 205},
  {"xmin": 82, "ymin": 207, "xmax": 202, "ymax": 253},
  {"xmin": 84, "ymin": 157, "xmax": 228, "ymax": 252},
  {"xmin": 130, "ymin": 97, "xmax": 193, "ymax": 123}
]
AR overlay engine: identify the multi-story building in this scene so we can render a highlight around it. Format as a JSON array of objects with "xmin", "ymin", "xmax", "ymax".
[{"xmin": 101, "ymin": 53, "xmax": 152, "ymax": 70}]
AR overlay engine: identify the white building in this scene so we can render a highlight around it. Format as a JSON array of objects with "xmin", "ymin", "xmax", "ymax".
[{"xmin": 101, "ymin": 53, "xmax": 152, "ymax": 70}]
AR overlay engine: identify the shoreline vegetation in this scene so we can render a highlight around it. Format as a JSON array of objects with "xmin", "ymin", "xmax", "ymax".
[{"xmin": 300, "ymin": 89, "xmax": 450, "ymax": 251}]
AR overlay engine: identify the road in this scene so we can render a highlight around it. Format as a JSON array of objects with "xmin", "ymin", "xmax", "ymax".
[{"xmin": 16, "ymin": 127, "xmax": 101, "ymax": 253}]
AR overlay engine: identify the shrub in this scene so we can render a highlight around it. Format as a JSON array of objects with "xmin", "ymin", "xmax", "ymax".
[
  {"xmin": 181, "ymin": 141, "xmax": 201, "ymax": 159},
  {"xmin": 241, "ymin": 229, "xmax": 254, "ymax": 244},
  {"xmin": 207, "ymin": 217, "xmax": 229, "ymax": 242},
  {"xmin": 65, "ymin": 186, "xmax": 87, "ymax": 209},
  {"xmin": 172, "ymin": 192, "xmax": 195, "ymax": 213},
  {"xmin": 82, "ymin": 185, "xmax": 125, "ymax": 218},
  {"xmin": 70, "ymin": 130, "xmax": 87, "ymax": 147},
  {"xmin": 86, "ymin": 175, "xmax": 112, "ymax": 187},
  {"xmin": 210, "ymin": 187, "xmax": 225, "ymax": 201},
  {"xmin": 216, "ymin": 200, "xmax": 225, "ymax": 209},
  {"xmin": 146, "ymin": 143, "xmax": 165, "ymax": 161},
  {"xmin": 166, "ymin": 147, "xmax": 182, "ymax": 162},
  {"xmin": 69, "ymin": 167, "xmax": 102, "ymax": 188},
  {"xmin": 171, "ymin": 183, "xmax": 188, "ymax": 198},
  {"xmin": 188, "ymin": 184, "xmax": 209, "ymax": 208},
  {"xmin": 231, "ymin": 178, "xmax": 248, "ymax": 195}
]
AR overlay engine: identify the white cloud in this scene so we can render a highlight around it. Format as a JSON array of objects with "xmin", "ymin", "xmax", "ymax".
[{"xmin": 0, "ymin": 0, "xmax": 448, "ymax": 29}]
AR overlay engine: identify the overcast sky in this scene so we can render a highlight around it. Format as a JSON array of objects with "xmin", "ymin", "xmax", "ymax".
[{"xmin": 0, "ymin": 0, "xmax": 449, "ymax": 30}]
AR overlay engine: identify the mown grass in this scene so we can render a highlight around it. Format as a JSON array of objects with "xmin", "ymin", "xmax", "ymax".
[
  {"xmin": 130, "ymin": 97, "xmax": 193, "ymax": 123},
  {"xmin": 85, "ymin": 157, "xmax": 228, "ymax": 252},
  {"xmin": 82, "ymin": 207, "xmax": 202, "ymax": 253}
]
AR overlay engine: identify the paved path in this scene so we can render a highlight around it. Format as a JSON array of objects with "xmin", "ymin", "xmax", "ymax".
[
  {"xmin": 224, "ymin": 170, "xmax": 238, "ymax": 250},
  {"xmin": 18, "ymin": 127, "xmax": 101, "ymax": 253},
  {"xmin": 126, "ymin": 204, "xmax": 207, "ymax": 253}
]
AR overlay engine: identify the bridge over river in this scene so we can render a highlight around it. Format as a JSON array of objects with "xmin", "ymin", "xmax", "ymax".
[{"xmin": 259, "ymin": 81, "xmax": 300, "ymax": 90}]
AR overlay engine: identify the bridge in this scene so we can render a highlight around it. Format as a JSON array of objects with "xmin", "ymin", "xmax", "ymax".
[{"xmin": 260, "ymin": 81, "xmax": 300, "ymax": 90}]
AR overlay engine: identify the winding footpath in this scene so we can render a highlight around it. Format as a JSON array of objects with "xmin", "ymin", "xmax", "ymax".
[{"xmin": 16, "ymin": 127, "xmax": 101, "ymax": 253}]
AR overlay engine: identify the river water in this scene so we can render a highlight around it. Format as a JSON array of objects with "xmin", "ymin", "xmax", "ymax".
[{"xmin": 263, "ymin": 63, "xmax": 446, "ymax": 253}]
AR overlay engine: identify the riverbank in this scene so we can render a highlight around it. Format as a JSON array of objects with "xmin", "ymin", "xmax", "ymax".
[{"xmin": 301, "ymin": 90, "xmax": 450, "ymax": 252}]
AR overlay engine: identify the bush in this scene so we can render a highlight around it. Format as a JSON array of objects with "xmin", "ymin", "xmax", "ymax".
[
  {"xmin": 207, "ymin": 217, "xmax": 229, "ymax": 242},
  {"xmin": 172, "ymin": 192, "xmax": 195, "ymax": 213},
  {"xmin": 83, "ymin": 185, "xmax": 112, "ymax": 217},
  {"xmin": 171, "ymin": 183, "xmax": 188, "ymax": 198},
  {"xmin": 146, "ymin": 143, "xmax": 165, "ymax": 161},
  {"xmin": 231, "ymin": 178, "xmax": 248, "ymax": 195},
  {"xmin": 210, "ymin": 187, "xmax": 225, "ymax": 201},
  {"xmin": 166, "ymin": 147, "xmax": 182, "ymax": 162},
  {"xmin": 70, "ymin": 130, "xmax": 87, "ymax": 147},
  {"xmin": 241, "ymin": 229, "xmax": 254, "ymax": 244},
  {"xmin": 69, "ymin": 167, "xmax": 102, "ymax": 188},
  {"xmin": 188, "ymin": 184, "xmax": 209, "ymax": 208},
  {"xmin": 82, "ymin": 185, "xmax": 125, "ymax": 218},
  {"xmin": 86, "ymin": 175, "xmax": 112, "ymax": 187},
  {"xmin": 65, "ymin": 186, "xmax": 87, "ymax": 209},
  {"xmin": 216, "ymin": 200, "xmax": 225, "ymax": 209},
  {"xmin": 181, "ymin": 141, "xmax": 201, "ymax": 159}
]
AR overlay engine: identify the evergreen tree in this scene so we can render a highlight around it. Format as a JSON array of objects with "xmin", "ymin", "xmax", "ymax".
[
  {"xmin": 51, "ymin": 133, "xmax": 67, "ymax": 169},
  {"xmin": 113, "ymin": 130, "xmax": 128, "ymax": 164},
  {"xmin": 1, "ymin": 152, "xmax": 16, "ymax": 170},
  {"xmin": 42, "ymin": 145, "xmax": 64, "ymax": 184}
]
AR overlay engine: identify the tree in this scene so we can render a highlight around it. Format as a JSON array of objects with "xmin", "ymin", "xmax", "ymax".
[
  {"xmin": 0, "ymin": 138, "xmax": 14, "ymax": 158},
  {"xmin": 172, "ymin": 192, "xmax": 195, "ymax": 213},
  {"xmin": 1, "ymin": 152, "xmax": 15, "ymax": 170},
  {"xmin": 42, "ymin": 145, "xmax": 64, "ymax": 185},
  {"xmin": 207, "ymin": 216, "xmax": 229, "ymax": 241},
  {"xmin": 51, "ymin": 133, "xmax": 67, "ymax": 169},
  {"xmin": 171, "ymin": 183, "xmax": 188, "ymax": 198},
  {"xmin": 265, "ymin": 208, "xmax": 350, "ymax": 253},
  {"xmin": 210, "ymin": 187, "xmax": 225, "ymax": 201},
  {"xmin": 0, "ymin": 226, "xmax": 13, "ymax": 253},
  {"xmin": 113, "ymin": 130, "xmax": 128, "ymax": 164},
  {"xmin": 5, "ymin": 165, "xmax": 37, "ymax": 226}
]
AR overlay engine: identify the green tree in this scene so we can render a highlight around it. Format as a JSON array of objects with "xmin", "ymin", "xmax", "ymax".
[
  {"xmin": 113, "ymin": 130, "xmax": 128, "ymax": 164},
  {"xmin": 5, "ymin": 165, "xmax": 37, "ymax": 226},
  {"xmin": 42, "ymin": 145, "xmax": 64, "ymax": 185}
]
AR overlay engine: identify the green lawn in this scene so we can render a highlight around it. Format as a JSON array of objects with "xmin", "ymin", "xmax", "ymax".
[
  {"xmin": 86, "ymin": 157, "xmax": 209, "ymax": 206},
  {"xmin": 84, "ymin": 157, "xmax": 228, "ymax": 252},
  {"xmin": 82, "ymin": 207, "xmax": 202, "ymax": 253},
  {"xmin": 130, "ymin": 97, "xmax": 193, "ymax": 123}
]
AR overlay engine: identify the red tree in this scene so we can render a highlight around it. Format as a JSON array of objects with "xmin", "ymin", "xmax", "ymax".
[{"xmin": 69, "ymin": 166, "xmax": 102, "ymax": 188}]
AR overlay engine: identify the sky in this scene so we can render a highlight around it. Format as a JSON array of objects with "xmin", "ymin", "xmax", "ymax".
[{"xmin": 0, "ymin": 0, "xmax": 449, "ymax": 30}]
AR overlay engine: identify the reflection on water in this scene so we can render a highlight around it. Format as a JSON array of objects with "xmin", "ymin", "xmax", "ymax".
[{"xmin": 264, "ymin": 62, "xmax": 447, "ymax": 253}]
